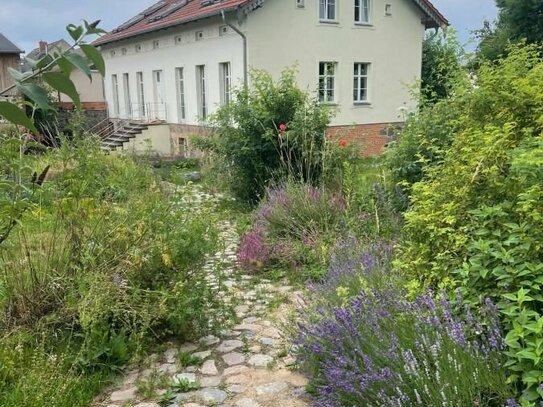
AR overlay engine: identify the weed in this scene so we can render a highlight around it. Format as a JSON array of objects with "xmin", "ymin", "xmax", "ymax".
[{"xmin": 177, "ymin": 352, "xmax": 203, "ymax": 368}]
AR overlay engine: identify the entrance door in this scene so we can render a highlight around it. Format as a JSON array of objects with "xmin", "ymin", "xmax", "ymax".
[{"xmin": 152, "ymin": 70, "xmax": 166, "ymax": 120}]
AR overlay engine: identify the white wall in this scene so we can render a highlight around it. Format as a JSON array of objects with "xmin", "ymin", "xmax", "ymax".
[
  {"xmin": 246, "ymin": 0, "xmax": 426, "ymax": 126},
  {"xmin": 59, "ymin": 70, "xmax": 105, "ymax": 103},
  {"xmin": 100, "ymin": 0, "xmax": 426, "ymax": 127},
  {"xmin": 101, "ymin": 16, "xmax": 244, "ymax": 125}
]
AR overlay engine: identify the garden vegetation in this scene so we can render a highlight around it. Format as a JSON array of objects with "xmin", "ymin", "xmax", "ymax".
[{"xmin": 1, "ymin": 16, "xmax": 542, "ymax": 407}]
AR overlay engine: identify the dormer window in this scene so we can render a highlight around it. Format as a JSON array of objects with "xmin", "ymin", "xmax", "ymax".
[
  {"xmin": 175, "ymin": 35, "xmax": 183, "ymax": 44},
  {"xmin": 195, "ymin": 31, "xmax": 204, "ymax": 41},
  {"xmin": 319, "ymin": 0, "xmax": 336, "ymax": 22},
  {"xmin": 121, "ymin": 47, "xmax": 127, "ymax": 55},
  {"xmin": 355, "ymin": 0, "xmax": 371, "ymax": 24},
  {"xmin": 135, "ymin": 44, "xmax": 142, "ymax": 52},
  {"xmin": 153, "ymin": 40, "xmax": 160, "ymax": 49}
]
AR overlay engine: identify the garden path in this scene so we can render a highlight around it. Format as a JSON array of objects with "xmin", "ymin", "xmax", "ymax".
[{"xmin": 95, "ymin": 187, "xmax": 309, "ymax": 407}]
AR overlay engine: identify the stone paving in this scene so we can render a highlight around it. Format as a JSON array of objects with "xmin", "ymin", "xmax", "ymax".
[{"xmin": 94, "ymin": 186, "xmax": 308, "ymax": 407}]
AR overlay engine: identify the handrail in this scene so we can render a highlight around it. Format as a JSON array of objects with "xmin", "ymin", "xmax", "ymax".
[{"xmin": 87, "ymin": 116, "xmax": 111, "ymax": 135}]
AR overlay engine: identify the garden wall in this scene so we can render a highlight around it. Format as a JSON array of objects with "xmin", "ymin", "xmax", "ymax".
[{"xmin": 327, "ymin": 123, "xmax": 401, "ymax": 156}]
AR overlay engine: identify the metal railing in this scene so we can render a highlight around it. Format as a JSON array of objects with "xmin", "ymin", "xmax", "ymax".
[
  {"xmin": 129, "ymin": 102, "xmax": 168, "ymax": 122},
  {"xmin": 89, "ymin": 117, "xmax": 132, "ymax": 140}
]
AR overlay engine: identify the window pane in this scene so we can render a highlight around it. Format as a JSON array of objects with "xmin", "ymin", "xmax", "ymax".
[
  {"xmin": 361, "ymin": 0, "xmax": 370, "ymax": 22},
  {"xmin": 328, "ymin": 0, "xmax": 335, "ymax": 20},
  {"xmin": 354, "ymin": 0, "xmax": 360, "ymax": 21},
  {"xmin": 319, "ymin": 0, "xmax": 326, "ymax": 19}
]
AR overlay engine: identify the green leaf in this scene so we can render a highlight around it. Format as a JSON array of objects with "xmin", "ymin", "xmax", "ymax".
[
  {"xmin": 516, "ymin": 349, "xmax": 540, "ymax": 365},
  {"xmin": 56, "ymin": 57, "xmax": 75, "ymax": 77},
  {"xmin": 0, "ymin": 101, "xmax": 38, "ymax": 134},
  {"xmin": 65, "ymin": 52, "xmax": 92, "ymax": 80},
  {"xmin": 83, "ymin": 19, "xmax": 106, "ymax": 35},
  {"xmin": 42, "ymin": 72, "xmax": 80, "ymax": 107},
  {"xmin": 8, "ymin": 67, "xmax": 24, "ymax": 81},
  {"xmin": 16, "ymin": 83, "xmax": 51, "ymax": 111},
  {"xmin": 80, "ymin": 44, "xmax": 105, "ymax": 76},
  {"xmin": 24, "ymin": 58, "xmax": 38, "ymax": 70},
  {"xmin": 36, "ymin": 54, "xmax": 54, "ymax": 69},
  {"xmin": 67, "ymin": 24, "xmax": 84, "ymax": 42}
]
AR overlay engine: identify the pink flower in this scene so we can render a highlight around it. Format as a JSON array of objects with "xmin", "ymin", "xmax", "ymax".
[
  {"xmin": 279, "ymin": 124, "xmax": 288, "ymax": 133},
  {"xmin": 339, "ymin": 139, "xmax": 348, "ymax": 148}
]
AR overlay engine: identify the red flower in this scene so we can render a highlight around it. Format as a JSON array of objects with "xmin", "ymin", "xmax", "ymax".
[
  {"xmin": 339, "ymin": 139, "xmax": 348, "ymax": 148},
  {"xmin": 279, "ymin": 124, "xmax": 288, "ymax": 133}
]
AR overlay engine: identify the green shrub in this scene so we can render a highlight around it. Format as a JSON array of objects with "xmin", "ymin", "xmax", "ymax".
[
  {"xmin": 395, "ymin": 44, "xmax": 543, "ymax": 402},
  {"xmin": 195, "ymin": 68, "xmax": 333, "ymax": 204},
  {"xmin": 0, "ymin": 138, "xmax": 223, "ymax": 404},
  {"xmin": 386, "ymin": 43, "xmax": 543, "ymax": 194}
]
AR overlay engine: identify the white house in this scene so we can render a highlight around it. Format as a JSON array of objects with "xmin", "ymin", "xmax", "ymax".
[{"xmin": 94, "ymin": 0, "xmax": 447, "ymax": 156}]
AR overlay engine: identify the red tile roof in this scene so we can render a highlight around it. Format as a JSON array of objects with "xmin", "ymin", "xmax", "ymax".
[
  {"xmin": 93, "ymin": 0, "xmax": 251, "ymax": 46},
  {"xmin": 93, "ymin": 0, "xmax": 447, "ymax": 47},
  {"xmin": 414, "ymin": 0, "xmax": 449, "ymax": 28}
]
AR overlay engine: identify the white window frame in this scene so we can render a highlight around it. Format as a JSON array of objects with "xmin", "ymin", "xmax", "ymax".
[
  {"xmin": 136, "ymin": 71, "xmax": 146, "ymax": 118},
  {"xmin": 175, "ymin": 67, "xmax": 186, "ymax": 121},
  {"xmin": 319, "ymin": 0, "xmax": 337, "ymax": 22},
  {"xmin": 196, "ymin": 65, "xmax": 207, "ymax": 120},
  {"xmin": 354, "ymin": 0, "xmax": 371, "ymax": 24},
  {"xmin": 111, "ymin": 74, "xmax": 120, "ymax": 117},
  {"xmin": 353, "ymin": 63, "xmax": 370, "ymax": 103},
  {"xmin": 318, "ymin": 62, "xmax": 336, "ymax": 104},
  {"xmin": 122, "ymin": 73, "xmax": 131, "ymax": 117},
  {"xmin": 219, "ymin": 62, "xmax": 231, "ymax": 106}
]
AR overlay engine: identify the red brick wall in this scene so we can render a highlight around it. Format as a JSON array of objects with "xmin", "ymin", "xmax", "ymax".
[{"xmin": 327, "ymin": 122, "xmax": 401, "ymax": 156}]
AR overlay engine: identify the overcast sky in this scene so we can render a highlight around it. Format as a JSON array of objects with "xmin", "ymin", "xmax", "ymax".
[{"xmin": 1, "ymin": 0, "xmax": 498, "ymax": 55}]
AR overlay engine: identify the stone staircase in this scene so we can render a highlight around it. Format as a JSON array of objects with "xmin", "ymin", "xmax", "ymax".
[{"xmin": 100, "ymin": 121, "xmax": 150, "ymax": 152}]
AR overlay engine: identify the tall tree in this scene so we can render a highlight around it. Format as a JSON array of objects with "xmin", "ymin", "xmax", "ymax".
[
  {"xmin": 421, "ymin": 29, "xmax": 465, "ymax": 104},
  {"xmin": 477, "ymin": 0, "xmax": 543, "ymax": 60}
]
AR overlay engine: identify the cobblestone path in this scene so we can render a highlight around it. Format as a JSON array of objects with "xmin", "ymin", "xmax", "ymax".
[{"xmin": 94, "ymin": 197, "xmax": 309, "ymax": 407}]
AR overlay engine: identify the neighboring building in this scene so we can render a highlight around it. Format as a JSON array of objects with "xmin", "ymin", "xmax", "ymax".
[
  {"xmin": 23, "ymin": 40, "xmax": 107, "ymax": 129},
  {"xmin": 23, "ymin": 40, "xmax": 106, "ymax": 108},
  {"xmin": 0, "ymin": 33, "xmax": 23, "ymax": 98},
  {"xmin": 94, "ymin": 0, "xmax": 447, "ymax": 156}
]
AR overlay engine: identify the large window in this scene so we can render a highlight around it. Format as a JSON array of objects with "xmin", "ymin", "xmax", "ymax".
[
  {"xmin": 123, "ymin": 73, "xmax": 131, "ymax": 117},
  {"xmin": 319, "ymin": 0, "xmax": 336, "ymax": 21},
  {"xmin": 152, "ymin": 70, "xmax": 166, "ymax": 120},
  {"xmin": 354, "ymin": 0, "xmax": 371, "ymax": 24},
  {"xmin": 136, "ymin": 71, "xmax": 146, "ymax": 118},
  {"xmin": 196, "ymin": 65, "xmax": 207, "ymax": 119},
  {"xmin": 111, "ymin": 74, "xmax": 120, "ymax": 117},
  {"xmin": 175, "ymin": 67, "xmax": 186, "ymax": 121},
  {"xmin": 219, "ymin": 62, "xmax": 231, "ymax": 106},
  {"xmin": 319, "ymin": 62, "xmax": 336, "ymax": 103},
  {"xmin": 353, "ymin": 63, "xmax": 370, "ymax": 103}
]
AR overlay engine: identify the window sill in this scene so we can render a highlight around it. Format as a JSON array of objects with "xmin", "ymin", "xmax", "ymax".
[
  {"xmin": 319, "ymin": 101, "xmax": 339, "ymax": 106},
  {"xmin": 353, "ymin": 101, "xmax": 372, "ymax": 106},
  {"xmin": 354, "ymin": 22, "xmax": 373, "ymax": 28},
  {"xmin": 319, "ymin": 20, "xmax": 339, "ymax": 25}
]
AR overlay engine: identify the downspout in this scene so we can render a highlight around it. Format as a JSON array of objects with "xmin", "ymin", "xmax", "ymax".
[{"xmin": 221, "ymin": 10, "xmax": 248, "ymax": 88}]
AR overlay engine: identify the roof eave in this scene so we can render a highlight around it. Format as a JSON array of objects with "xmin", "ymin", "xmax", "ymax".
[
  {"xmin": 93, "ymin": 5, "xmax": 242, "ymax": 47},
  {"xmin": 413, "ymin": 0, "xmax": 449, "ymax": 29},
  {"xmin": 0, "ymin": 50, "xmax": 23, "ymax": 55}
]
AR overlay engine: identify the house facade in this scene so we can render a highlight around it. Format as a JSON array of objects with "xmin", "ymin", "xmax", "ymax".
[
  {"xmin": 0, "ymin": 33, "xmax": 23, "ymax": 98},
  {"xmin": 94, "ymin": 0, "xmax": 447, "ymax": 156}
]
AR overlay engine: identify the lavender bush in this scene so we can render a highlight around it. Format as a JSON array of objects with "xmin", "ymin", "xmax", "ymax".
[
  {"xmin": 295, "ymin": 237, "xmax": 516, "ymax": 406},
  {"xmin": 236, "ymin": 224, "xmax": 270, "ymax": 271},
  {"xmin": 295, "ymin": 289, "xmax": 514, "ymax": 406},
  {"xmin": 237, "ymin": 182, "xmax": 349, "ymax": 276}
]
